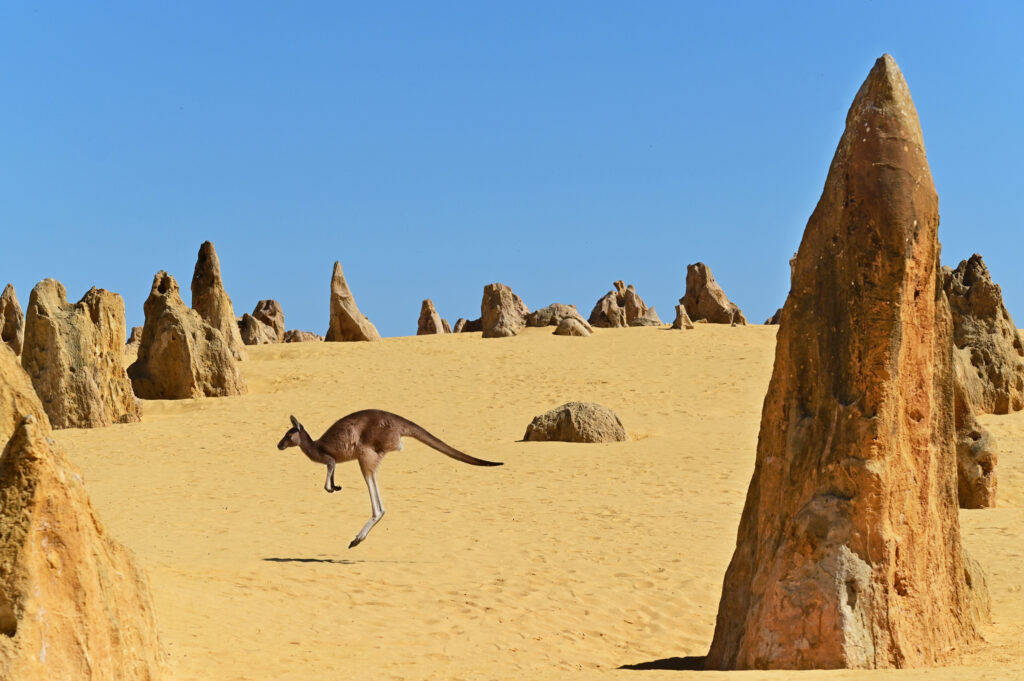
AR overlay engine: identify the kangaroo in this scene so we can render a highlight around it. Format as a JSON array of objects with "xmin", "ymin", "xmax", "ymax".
[{"xmin": 277, "ymin": 409, "xmax": 502, "ymax": 548}]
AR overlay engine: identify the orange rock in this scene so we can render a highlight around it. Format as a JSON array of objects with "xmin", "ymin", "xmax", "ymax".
[{"xmin": 705, "ymin": 55, "xmax": 989, "ymax": 670}]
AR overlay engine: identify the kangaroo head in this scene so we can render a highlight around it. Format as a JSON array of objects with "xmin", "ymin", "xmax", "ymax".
[{"xmin": 277, "ymin": 415, "xmax": 305, "ymax": 450}]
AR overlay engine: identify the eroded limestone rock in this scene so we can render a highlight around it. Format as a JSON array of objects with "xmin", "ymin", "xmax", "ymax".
[
  {"xmin": 191, "ymin": 241, "xmax": 247, "ymax": 361},
  {"xmin": 705, "ymin": 54, "xmax": 988, "ymax": 671},
  {"xmin": 481, "ymin": 283, "xmax": 529, "ymax": 339},
  {"xmin": 21, "ymin": 280, "xmax": 141, "ymax": 428},
  {"xmin": 417, "ymin": 299, "xmax": 447, "ymax": 335},
  {"xmin": 128, "ymin": 271, "xmax": 246, "ymax": 399},
  {"xmin": 325, "ymin": 262, "xmax": 381, "ymax": 342},
  {"xmin": 523, "ymin": 402, "xmax": 626, "ymax": 443},
  {"xmin": 0, "ymin": 285, "xmax": 24, "ymax": 355},
  {"xmin": 680, "ymin": 262, "xmax": 746, "ymax": 325}
]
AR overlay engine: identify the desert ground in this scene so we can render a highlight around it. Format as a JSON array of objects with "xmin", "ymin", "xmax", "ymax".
[{"xmin": 57, "ymin": 325, "xmax": 1024, "ymax": 680}]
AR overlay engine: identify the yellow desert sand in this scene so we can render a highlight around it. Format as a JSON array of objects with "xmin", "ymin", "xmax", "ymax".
[{"xmin": 57, "ymin": 325, "xmax": 1024, "ymax": 680}]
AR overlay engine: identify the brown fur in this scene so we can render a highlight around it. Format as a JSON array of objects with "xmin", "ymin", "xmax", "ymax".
[{"xmin": 277, "ymin": 409, "xmax": 501, "ymax": 548}]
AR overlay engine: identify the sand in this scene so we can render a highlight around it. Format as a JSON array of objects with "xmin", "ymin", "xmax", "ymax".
[{"xmin": 56, "ymin": 325, "xmax": 1024, "ymax": 680}]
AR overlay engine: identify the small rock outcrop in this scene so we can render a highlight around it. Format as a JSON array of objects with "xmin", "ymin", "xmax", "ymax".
[
  {"xmin": 252, "ymin": 299, "xmax": 285, "ymax": 342},
  {"xmin": 239, "ymin": 313, "xmax": 278, "ymax": 345},
  {"xmin": 128, "ymin": 271, "xmax": 247, "ymax": 399},
  {"xmin": 527, "ymin": 303, "xmax": 586, "ymax": 328},
  {"xmin": 441, "ymin": 319, "xmax": 452, "ymax": 333},
  {"xmin": 671, "ymin": 304, "xmax": 695, "ymax": 330},
  {"xmin": 943, "ymin": 254, "xmax": 1024, "ymax": 415},
  {"xmin": 481, "ymin": 283, "xmax": 529, "ymax": 339},
  {"xmin": 705, "ymin": 55, "xmax": 988, "ymax": 671},
  {"xmin": 523, "ymin": 402, "xmax": 626, "ymax": 443},
  {"xmin": 453, "ymin": 318, "xmax": 482, "ymax": 333},
  {"xmin": 681, "ymin": 262, "xmax": 747, "ymax": 325},
  {"xmin": 284, "ymin": 330, "xmax": 323, "ymax": 343},
  {"xmin": 764, "ymin": 308, "xmax": 782, "ymax": 325},
  {"xmin": 191, "ymin": 241, "xmax": 247, "ymax": 361},
  {"xmin": 0, "ymin": 415, "xmax": 165, "ymax": 681},
  {"xmin": 588, "ymin": 281, "xmax": 656, "ymax": 328},
  {"xmin": 325, "ymin": 261, "xmax": 381, "ymax": 342},
  {"xmin": 553, "ymin": 317, "xmax": 592, "ymax": 337},
  {"xmin": 417, "ymin": 299, "xmax": 447, "ymax": 335},
  {"xmin": 1, "ymin": 284, "xmax": 24, "ymax": 355},
  {"xmin": 20, "ymin": 280, "xmax": 141, "ymax": 429}
]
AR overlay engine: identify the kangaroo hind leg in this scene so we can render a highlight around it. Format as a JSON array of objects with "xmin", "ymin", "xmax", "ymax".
[{"xmin": 349, "ymin": 453, "xmax": 386, "ymax": 548}]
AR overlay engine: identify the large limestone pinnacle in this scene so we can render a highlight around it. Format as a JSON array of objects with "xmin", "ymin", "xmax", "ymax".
[{"xmin": 705, "ymin": 54, "xmax": 989, "ymax": 670}]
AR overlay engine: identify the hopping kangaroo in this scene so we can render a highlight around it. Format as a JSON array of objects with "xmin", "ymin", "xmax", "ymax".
[{"xmin": 277, "ymin": 409, "xmax": 502, "ymax": 548}]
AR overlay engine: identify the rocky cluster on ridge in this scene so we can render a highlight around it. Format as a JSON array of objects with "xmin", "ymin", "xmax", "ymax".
[
  {"xmin": 588, "ymin": 281, "xmax": 661, "ymax": 328},
  {"xmin": 128, "ymin": 271, "xmax": 247, "ymax": 399},
  {"xmin": 680, "ymin": 262, "xmax": 746, "ymax": 325},
  {"xmin": 417, "ymin": 299, "xmax": 449, "ymax": 335}
]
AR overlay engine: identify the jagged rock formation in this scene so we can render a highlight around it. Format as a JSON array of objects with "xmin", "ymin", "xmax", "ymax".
[
  {"xmin": 943, "ymin": 254, "xmax": 1024, "ymax": 414},
  {"xmin": 764, "ymin": 308, "xmax": 782, "ymax": 325},
  {"xmin": 191, "ymin": 241, "xmax": 247, "ymax": 361},
  {"xmin": 20, "ymin": 280, "xmax": 141, "ymax": 429},
  {"xmin": 128, "ymin": 271, "xmax": 247, "ymax": 399},
  {"xmin": 481, "ymin": 283, "xmax": 529, "ymax": 339},
  {"xmin": 705, "ymin": 55, "xmax": 989, "ymax": 671},
  {"xmin": 441, "ymin": 318, "xmax": 452, "ymax": 333},
  {"xmin": 553, "ymin": 317, "xmax": 592, "ymax": 337},
  {"xmin": 0, "ymin": 285, "xmax": 24, "ymax": 355},
  {"xmin": 284, "ymin": 330, "xmax": 323, "ymax": 343},
  {"xmin": 588, "ymin": 281, "xmax": 655, "ymax": 328},
  {"xmin": 681, "ymin": 262, "xmax": 746, "ymax": 325},
  {"xmin": 325, "ymin": 262, "xmax": 381, "ymax": 342},
  {"xmin": 954, "ymin": 359, "xmax": 997, "ymax": 509},
  {"xmin": 0, "ymin": 415, "xmax": 165, "ymax": 681},
  {"xmin": 523, "ymin": 402, "xmax": 626, "ymax": 442},
  {"xmin": 417, "ymin": 299, "xmax": 447, "ymax": 335},
  {"xmin": 124, "ymin": 325, "xmax": 143, "ymax": 366}
]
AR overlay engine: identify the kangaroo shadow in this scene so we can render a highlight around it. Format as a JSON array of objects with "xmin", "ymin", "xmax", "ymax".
[
  {"xmin": 263, "ymin": 557, "xmax": 357, "ymax": 565},
  {"xmin": 619, "ymin": 656, "xmax": 707, "ymax": 671}
]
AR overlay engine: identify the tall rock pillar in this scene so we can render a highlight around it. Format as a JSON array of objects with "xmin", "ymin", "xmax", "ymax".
[{"xmin": 705, "ymin": 54, "xmax": 988, "ymax": 670}]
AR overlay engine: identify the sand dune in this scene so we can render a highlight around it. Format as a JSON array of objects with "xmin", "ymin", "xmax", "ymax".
[{"xmin": 56, "ymin": 326, "xmax": 1024, "ymax": 680}]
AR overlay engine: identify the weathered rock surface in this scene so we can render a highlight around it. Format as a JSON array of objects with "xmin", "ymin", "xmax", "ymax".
[
  {"xmin": 124, "ymin": 326, "xmax": 143, "ymax": 366},
  {"xmin": 943, "ymin": 254, "xmax": 1024, "ymax": 415},
  {"xmin": 441, "ymin": 318, "xmax": 452, "ymax": 334},
  {"xmin": 681, "ymin": 262, "xmax": 746, "ymax": 325},
  {"xmin": 0, "ymin": 345, "xmax": 49, "ymax": 445},
  {"xmin": 417, "ymin": 299, "xmax": 447, "ymax": 335},
  {"xmin": 21, "ymin": 280, "xmax": 141, "ymax": 429},
  {"xmin": 954, "ymin": 359, "xmax": 997, "ymax": 509},
  {"xmin": 238, "ymin": 313, "xmax": 279, "ymax": 345},
  {"xmin": 527, "ymin": 303, "xmax": 592, "ymax": 331},
  {"xmin": 252, "ymin": 299, "xmax": 285, "ymax": 343},
  {"xmin": 523, "ymin": 402, "xmax": 626, "ymax": 443},
  {"xmin": 671, "ymin": 304, "xmax": 695, "ymax": 330},
  {"xmin": 705, "ymin": 55, "xmax": 988, "ymax": 671},
  {"xmin": 325, "ymin": 262, "xmax": 381, "ymax": 342},
  {"xmin": 0, "ymin": 415, "xmax": 165, "ymax": 681},
  {"xmin": 628, "ymin": 305, "xmax": 663, "ymax": 327},
  {"xmin": 1, "ymin": 285, "xmax": 24, "ymax": 355},
  {"xmin": 284, "ymin": 330, "xmax": 323, "ymax": 343},
  {"xmin": 128, "ymin": 271, "xmax": 247, "ymax": 399},
  {"xmin": 553, "ymin": 317, "xmax": 592, "ymax": 337},
  {"xmin": 588, "ymin": 281, "xmax": 655, "ymax": 328},
  {"xmin": 764, "ymin": 308, "xmax": 782, "ymax": 325},
  {"xmin": 191, "ymin": 241, "xmax": 247, "ymax": 361},
  {"xmin": 481, "ymin": 283, "xmax": 529, "ymax": 339},
  {"xmin": 453, "ymin": 318, "xmax": 482, "ymax": 333}
]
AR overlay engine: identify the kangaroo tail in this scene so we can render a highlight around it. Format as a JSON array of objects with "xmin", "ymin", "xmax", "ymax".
[{"xmin": 400, "ymin": 419, "xmax": 503, "ymax": 466}]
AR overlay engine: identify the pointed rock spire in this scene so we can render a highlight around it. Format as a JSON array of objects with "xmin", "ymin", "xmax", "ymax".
[
  {"xmin": 325, "ymin": 262, "xmax": 381, "ymax": 342},
  {"xmin": 705, "ymin": 54, "xmax": 988, "ymax": 670},
  {"xmin": 191, "ymin": 241, "xmax": 248, "ymax": 361}
]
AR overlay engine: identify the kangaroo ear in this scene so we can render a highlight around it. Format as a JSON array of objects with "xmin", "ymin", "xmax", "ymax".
[{"xmin": 290, "ymin": 415, "xmax": 301, "ymax": 430}]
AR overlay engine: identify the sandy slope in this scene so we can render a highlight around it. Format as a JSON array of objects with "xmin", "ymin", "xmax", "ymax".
[{"xmin": 57, "ymin": 326, "xmax": 1024, "ymax": 680}]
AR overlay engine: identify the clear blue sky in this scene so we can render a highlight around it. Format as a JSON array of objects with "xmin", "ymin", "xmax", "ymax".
[{"xmin": 2, "ymin": 2, "xmax": 1021, "ymax": 338}]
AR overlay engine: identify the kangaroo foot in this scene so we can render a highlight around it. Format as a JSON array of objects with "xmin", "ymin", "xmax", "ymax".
[{"xmin": 349, "ymin": 537, "xmax": 363, "ymax": 549}]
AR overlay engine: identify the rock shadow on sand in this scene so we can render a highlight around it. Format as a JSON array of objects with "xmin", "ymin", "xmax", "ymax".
[{"xmin": 619, "ymin": 656, "xmax": 707, "ymax": 671}]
